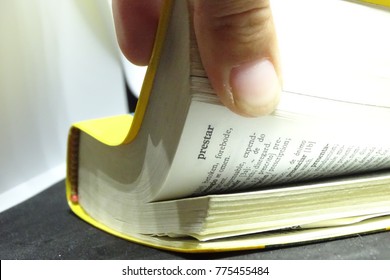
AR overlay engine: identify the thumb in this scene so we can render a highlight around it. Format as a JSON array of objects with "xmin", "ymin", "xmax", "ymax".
[{"xmin": 193, "ymin": 0, "xmax": 281, "ymax": 117}]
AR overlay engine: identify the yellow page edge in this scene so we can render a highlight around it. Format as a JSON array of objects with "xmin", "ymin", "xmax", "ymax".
[
  {"xmin": 123, "ymin": 0, "xmax": 175, "ymax": 144},
  {"xmin": 68, "ymin": 0, "xmax": 174, "ymax": 147}
]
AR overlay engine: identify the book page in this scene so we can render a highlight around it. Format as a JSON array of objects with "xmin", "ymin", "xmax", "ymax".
[
  {"xmin": 150, "ymin": 0, "xmax": 390, "ymax": 201},
  {"xmin": 156, "ymin": 101, "xmax": 390, "ymax": 201}
]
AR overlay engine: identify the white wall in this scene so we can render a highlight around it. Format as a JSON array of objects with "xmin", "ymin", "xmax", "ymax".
[{"xmin": 0, "ymin": 0, "xmax": 128, "ymax": 212}]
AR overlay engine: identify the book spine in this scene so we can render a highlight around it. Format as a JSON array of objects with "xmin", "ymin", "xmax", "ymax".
[{"xmin": 67, "ymin": 127, "xmax": 80, "ymax": 203}]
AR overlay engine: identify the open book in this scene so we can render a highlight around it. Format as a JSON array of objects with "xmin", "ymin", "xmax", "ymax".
[{"xmin": 66, "ymin": 0, "xmax": 390, "ymax": 252}]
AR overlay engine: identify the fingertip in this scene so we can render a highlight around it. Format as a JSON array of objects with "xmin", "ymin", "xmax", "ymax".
[{"xmin": 230, "ymin": 59, "xmax": 281, "ymax": 117}]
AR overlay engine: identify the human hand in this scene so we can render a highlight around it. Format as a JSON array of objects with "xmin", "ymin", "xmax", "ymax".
[{"xmin": 112, "ymin": 0, "xmax": 281, "ymax": 117}]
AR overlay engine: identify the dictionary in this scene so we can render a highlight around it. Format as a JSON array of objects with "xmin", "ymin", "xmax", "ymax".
[{"xmin": 66, "ymin": 0, "xmax": 390, "ymax": 252}]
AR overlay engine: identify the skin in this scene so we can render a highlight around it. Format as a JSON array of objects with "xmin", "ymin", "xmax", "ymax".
[{"xmin": 112, "ymin": 0, "xmax": 281, "ymax": 117}]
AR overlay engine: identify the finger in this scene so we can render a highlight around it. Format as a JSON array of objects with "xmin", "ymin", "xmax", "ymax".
[
  {"xmin": 112, "ymin": 0, "xmax": 163, "ymax": 66},
  {"xmin": 193, "ymin": 0, "xmax": 281, "ymax": 117}
]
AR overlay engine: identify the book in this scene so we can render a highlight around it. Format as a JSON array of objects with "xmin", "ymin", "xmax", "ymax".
[{"xmin": 66, "ymin": 0, "xmax": 390, "ymax": 252}]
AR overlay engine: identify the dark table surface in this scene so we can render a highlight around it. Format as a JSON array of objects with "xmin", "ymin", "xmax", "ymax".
[{"xmin": 1, "ymin": 180, "xmax": 390, "ymax": 260}]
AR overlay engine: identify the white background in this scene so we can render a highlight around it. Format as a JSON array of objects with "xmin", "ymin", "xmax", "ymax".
[{"xmin": 0, "ymin": 0, "xmax": 130, "ymax": 212}]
